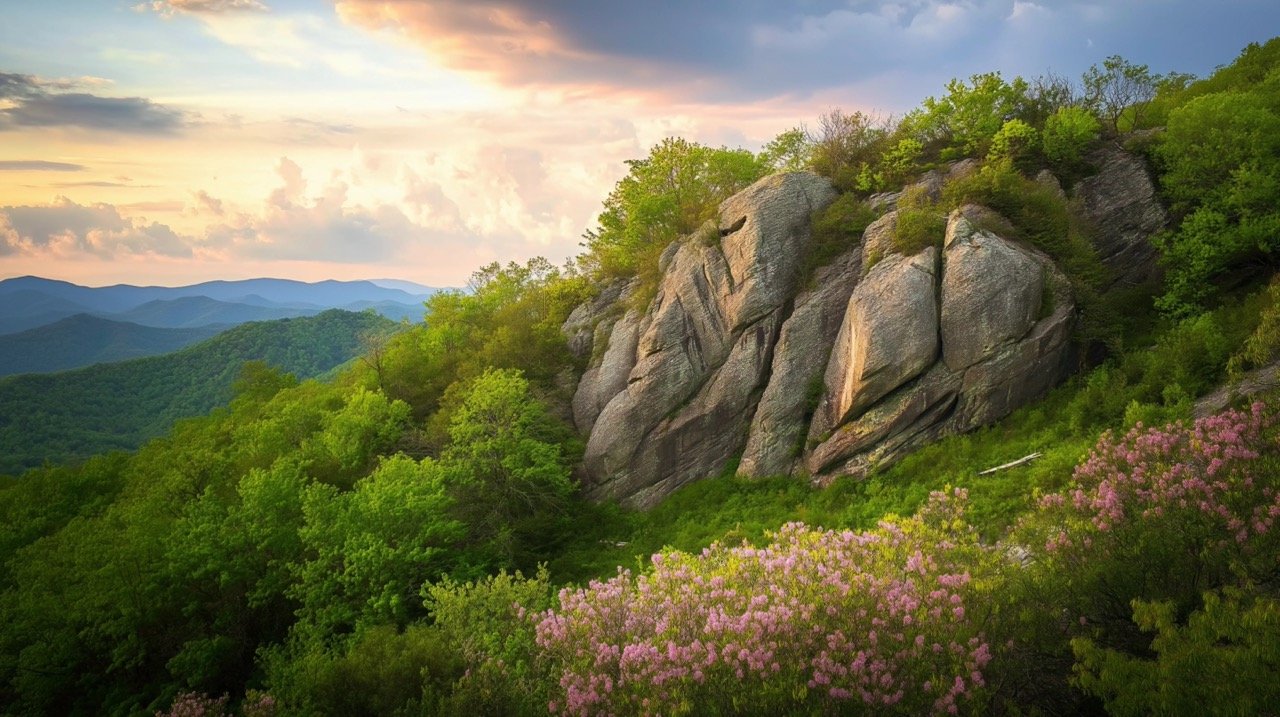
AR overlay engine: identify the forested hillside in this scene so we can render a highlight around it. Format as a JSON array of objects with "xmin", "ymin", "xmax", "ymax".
[
  {"xmin": 0, "ymin": 314, "xmax": 225, "ymax": 377},
  {"xmin": 2, "ymin": 38, "xmax": 1280, "ymax": 717},
  {"xmin": 0, "ymin": 309, "xmax": 395, "ymax": 475}
]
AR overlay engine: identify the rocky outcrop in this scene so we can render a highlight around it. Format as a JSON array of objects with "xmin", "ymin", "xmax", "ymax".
[
  {"xmin": 739, "ymin": 247, "xmax": 861, "ymax": 478},
  {"xmin": 566, "ymin": 148, "xmax": 1161, "ymax": 508},
  {"xmin": 813, "ymin": 247, "xmax": 940, "ymax": 437},
  {"xmin": 805, "ymin": 206, "xmax": 1074, "ymax": 478},
  {"xmin": 577, "ymin": 172, "xmax": 838, "ymax": 508},
  {"xmin": 1074, "ymin": 144, "xmax": 1167, "ymax": 287}
]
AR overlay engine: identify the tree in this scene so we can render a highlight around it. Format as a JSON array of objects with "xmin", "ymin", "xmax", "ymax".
[
  {"xmin": 1042, "ymin": 106, "xmax": 1101, "ymax": 169},
  {"xmin": 903, "ymin": 72, "xmax": 1030, "ymax": 159},
  {"xmin": 806, "ymin": 109, "xmax": 891, "ymax": 191},
  {"xmin": 1082, "ymin": 55, "xmax": 1161, "ymax": 133},
  {"xmin": 759, "ymin": 127, "xmax": 811, "ymax": 172},
  {"xmin": 440, "ymin": 368, "xmax": 576, "ymax": 570},
  {"xmin": 292, "ymin": 455, "xmax": 462, "ymax": 638},
  {"xmin": 581, "ymin": 138, "xmax": 768, "ymax": 277}
]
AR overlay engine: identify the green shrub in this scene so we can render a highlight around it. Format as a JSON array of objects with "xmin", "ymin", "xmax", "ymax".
[
  {"xmin": 987, "ymin": 118, "xmax": 1039, "ymax": 167},
  {"xmin": 805, "ymin": 193, "xmax": 877, "ymax": 281},
  {"xmin": 1073, "ymin": 590, "xmax": 1280, "ymax": 717},
  {"xmin": 892, "ymin": 184, "xmax": 946, "ymax": 255},
  {"xmin": 1042, "ymin": 106, "xmax": 1101, "ymax": 169}
]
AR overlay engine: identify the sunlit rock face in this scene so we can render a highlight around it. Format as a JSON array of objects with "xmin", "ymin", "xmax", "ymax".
[{"xmin": 567, "ymin": 150, "xmax": 1162, "ymax": 508}]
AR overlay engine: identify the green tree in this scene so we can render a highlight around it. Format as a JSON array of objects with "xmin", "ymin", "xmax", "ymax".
[
  {"xmin": 759, "ymin": 126, "xmax": 812, "ymax": 172},
  {"xmin": 1042, "ymin": 105, "xmax": 1101, "ymax": 169},
  {"xmin": 581, "ymin": 137, "xmax": 768, "ymax": 277},
  {"xmin": 903, "ymin": 72, "xmax": 1030, "ymax": 159},
  {"xmin": 1082, "ymin": 55, "xmax": 1162, "ymax": 133},
  {"xmin": 292, "ymin": 455, "xmax": 462, "ymax": 639},
  {"xmin": 440, "ymin": 369, "xmax": 577, "ymax": 570}
]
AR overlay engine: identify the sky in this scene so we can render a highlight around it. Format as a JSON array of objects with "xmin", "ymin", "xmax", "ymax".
[{"xmin": 0, "ymin": 1, "xmax": 1276, "ymax": 288}]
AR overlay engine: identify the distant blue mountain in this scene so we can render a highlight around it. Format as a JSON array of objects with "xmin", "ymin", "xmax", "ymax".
[
  {"xmin": 0, "ymin": 275, "xmax": 440, "ymax": 313},
  {"xmin": 0, "ymin": 289, "xmax": 97, "ymax": 334},
  {"xmin": 0, "ymin": 314, "xmax": 225, "ymax": 377},
  {"xmin": 0, "ymin": 276, "xmax": 444, "ymax": 335},
  {"xmin": 108, "ymin": 296, "xmax": 320, "ymax": 329}
]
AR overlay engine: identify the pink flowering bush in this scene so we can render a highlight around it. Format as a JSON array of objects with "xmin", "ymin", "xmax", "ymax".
[
  {"xmin": 534, "ymin": 489, "xmax": 1000, "ymax": 716},
  {"xmin": 1024, "ymin": 402, "xmax": 1280, "ymax": 614},
  {"xmin": 156, "ymin": 692, "xmax": 228, "ymax": 717}
]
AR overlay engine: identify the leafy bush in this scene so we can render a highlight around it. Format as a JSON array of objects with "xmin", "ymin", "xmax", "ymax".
[
  {"xmin": 1072, "ymin": 590, "xmax": 1280, "ymax": 717},
  {"xmin": 806, "ymin": 193, "xmax": 878, "ymax": 280},
  {"xmin": 581, "ymin": 138, "xmax": 768, "ymax": 279},
  {"xmin": 535, "ymin": 489, "xmax": 999, "ymax": 716},
  {"xmin": 1042, "ymin": 106, "xmax": 1100, "ymax": 170},
  {"xmin": 986, "ymin": 118, "xmax": 1039, "ymax": 167},
  {"xmin": 892, "ymin": 185, "xmax": 946, "ymax": 256},
  {"xmin": 807, "ymin": 109, "xmax": 892, "ymax": 192}
]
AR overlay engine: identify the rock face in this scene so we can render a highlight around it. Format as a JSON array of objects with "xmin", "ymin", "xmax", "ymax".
[
  {"xmin": 577, "ymin": 171, "xmax": 838, "ymax": 508},
  {"xmin": 1074, "ymin": 144, "xmax": 1167, "ymax": 287},
  {"xmin": 565, "ymin": 152, "xmax": 1159, "ymax": 508},
  {"xmin": 739, "ymin": 247, "xmax": 861, "ymax": 478},
  {"xmin": 806, "ymin": 206, "xmax": 1075, "ymax": 478}
]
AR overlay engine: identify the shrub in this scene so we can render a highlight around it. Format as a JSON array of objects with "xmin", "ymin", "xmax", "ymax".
[
  {"xmin": 806, "ymin": 193, "xmax": 878, "ymax": 281},
  {"xmin": 1019, "ymin": 402, "xmax": 1280, "ymax": 640},
  {"xmin": 986, "ymin": 119, "xmax": 1039, "ymax": 167},
  {"xmin": 535, "ymin": 489, "xmax": 1000, "ymax": 716},
  {"xmin": 1042, "ymin": 106, "xmax": 1100, "ymax": 169},
  {"xmin": 892, "ymin": 185, "xmax": 946, "ymax": 256},
  {"xmin": 1072, "ymin": 590, "xmax": 1280, "ymax": 717}
]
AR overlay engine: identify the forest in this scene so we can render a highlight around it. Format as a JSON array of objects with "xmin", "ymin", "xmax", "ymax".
[
  {"xmin": 2, "ymin": 37, "xmax": 1280, "ymax": 716},
  {"xmin": 0, "ymin": 310, "xmax": 393, "ymax": 475}
]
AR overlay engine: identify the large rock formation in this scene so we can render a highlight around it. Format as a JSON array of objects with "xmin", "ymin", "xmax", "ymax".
[
  {"xmin": 739, "ymin": 247, "xmax": 861, "ymax": 478},
  {"xmin": 578, "ymin": 172, "xmax": 838, "ymax": 507},
  {"xmin": 565, "ymin": 149, "xmax": 1160, "ymax": 508},
  {"xmin": 1073, "ymin": 143, "xmax": 1168, "ymax": 287},
  {"xmin": 804, "ymin": 206, "xmax": 1074, "ymax": 478}
]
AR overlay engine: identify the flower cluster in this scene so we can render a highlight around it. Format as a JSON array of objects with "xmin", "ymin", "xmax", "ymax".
[
  {"xmin": 535, "ymin": 489, "xmax": 995, "ymax": 716},
  {"xmin": 1039, "ymin": 402, "xmax": 1279, "ymax": 552}
]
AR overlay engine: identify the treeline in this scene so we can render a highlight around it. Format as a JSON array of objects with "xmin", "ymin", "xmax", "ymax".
[
  {"xmin": 0, "ymin": 38, "xmax": 1279, "ymax": 716},
  {"xmin": 0, "ymin": 309, "xmax": 393, "ymax": 475}
]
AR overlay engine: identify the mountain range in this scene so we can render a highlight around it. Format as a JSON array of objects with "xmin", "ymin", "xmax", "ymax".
[
  {"xmin": 0, "ymin": 276, "xmax": 444, "ymax": 376},
  {"xmin": 0, "ymin": 276, "xmax": 442, "ymax": 335}
]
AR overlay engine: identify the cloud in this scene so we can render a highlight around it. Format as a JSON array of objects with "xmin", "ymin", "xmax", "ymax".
[
  {"xmin": 0, "ymin": 160, "xmax": 86, "ymax": 171},
  {"xmin": 136, "ymin": 0, "xmax": 268, "ymax": 16},
  {"xmin": 333, "ymin": 0, "xmax": 1280, "ymax": 107},
  {"xmin": 0, "ymin": 197, "xmax": 193, "ymax": 257},
  {"xmin": 0, "ymin": 73, "xmax": 188, "ymax": 134}
]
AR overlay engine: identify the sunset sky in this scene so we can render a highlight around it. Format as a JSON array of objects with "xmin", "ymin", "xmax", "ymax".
[{"xmin": 1, "ymin": 1, "xmax": 1276, "ymax": 288}]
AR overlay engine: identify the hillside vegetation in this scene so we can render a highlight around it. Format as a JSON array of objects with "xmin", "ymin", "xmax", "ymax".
[
  {"xmin": 0, "ymin": 314, "xmax": 225, "ymax": 378},
  {"xmin": 2, "ymin": 38, "xmax": 1280, "ymax": 716},
  {"xmin": 0, "ymin": 309, "xmax": 394, "ymax": 475}
]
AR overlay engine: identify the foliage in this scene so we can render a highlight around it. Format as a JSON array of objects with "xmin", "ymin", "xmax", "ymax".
[
  {"xmin": 1072, "ymin": 590, "xmax": 1280, "ymax": 717},
  {"xmin": 1082, "ymin": 55, "xmax": 1163, "ymax": 133},
  {"xmin": 892, "ymin": 186, "xmax": 947, "ymax": 256},
  {"xmin": 291, "ymin": 453, "xmax": 459, "ymax": 639},
  {"xmin": 806, "ymin": 193, "xmax": 879, "ymax": 281},
  {"xmin": 985, "ymin": 118, "xmax": 1038, "ymax": 168},
  {"xmin": 807, "ymin": 109, "xmax": 893, "ymax": 192},
  {"xmin": 536, "ymin": 489, "xmax": 998, "ymax": 716},
  {"xmin": 378, "ymin": 258, "xmax": 588, "ymax": 423},
  {"xmin": 580, "ymin": 137, "xmax": 768, "ymax": 279},
  {"xmin": 440, "ymin": 368, "xmax": 578, "ymax": 571},
  {"xmin": 1042, "ymin": 106, "xmax": 1101, "ymax": 170},
  {"xmin": 1228, "ymin": 276, "xmax": 1280, "ymax": 378},
  {"xmin": 904, "ymin": 72, "xmax": 1030, "ymax": 159},
  {"xmin": 759, "ymin": 127, "xmax": 812, "ymax": 172},
  {"xmin": 424, "ymin": 568, "xmax": 557, "ymax": 715}
]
